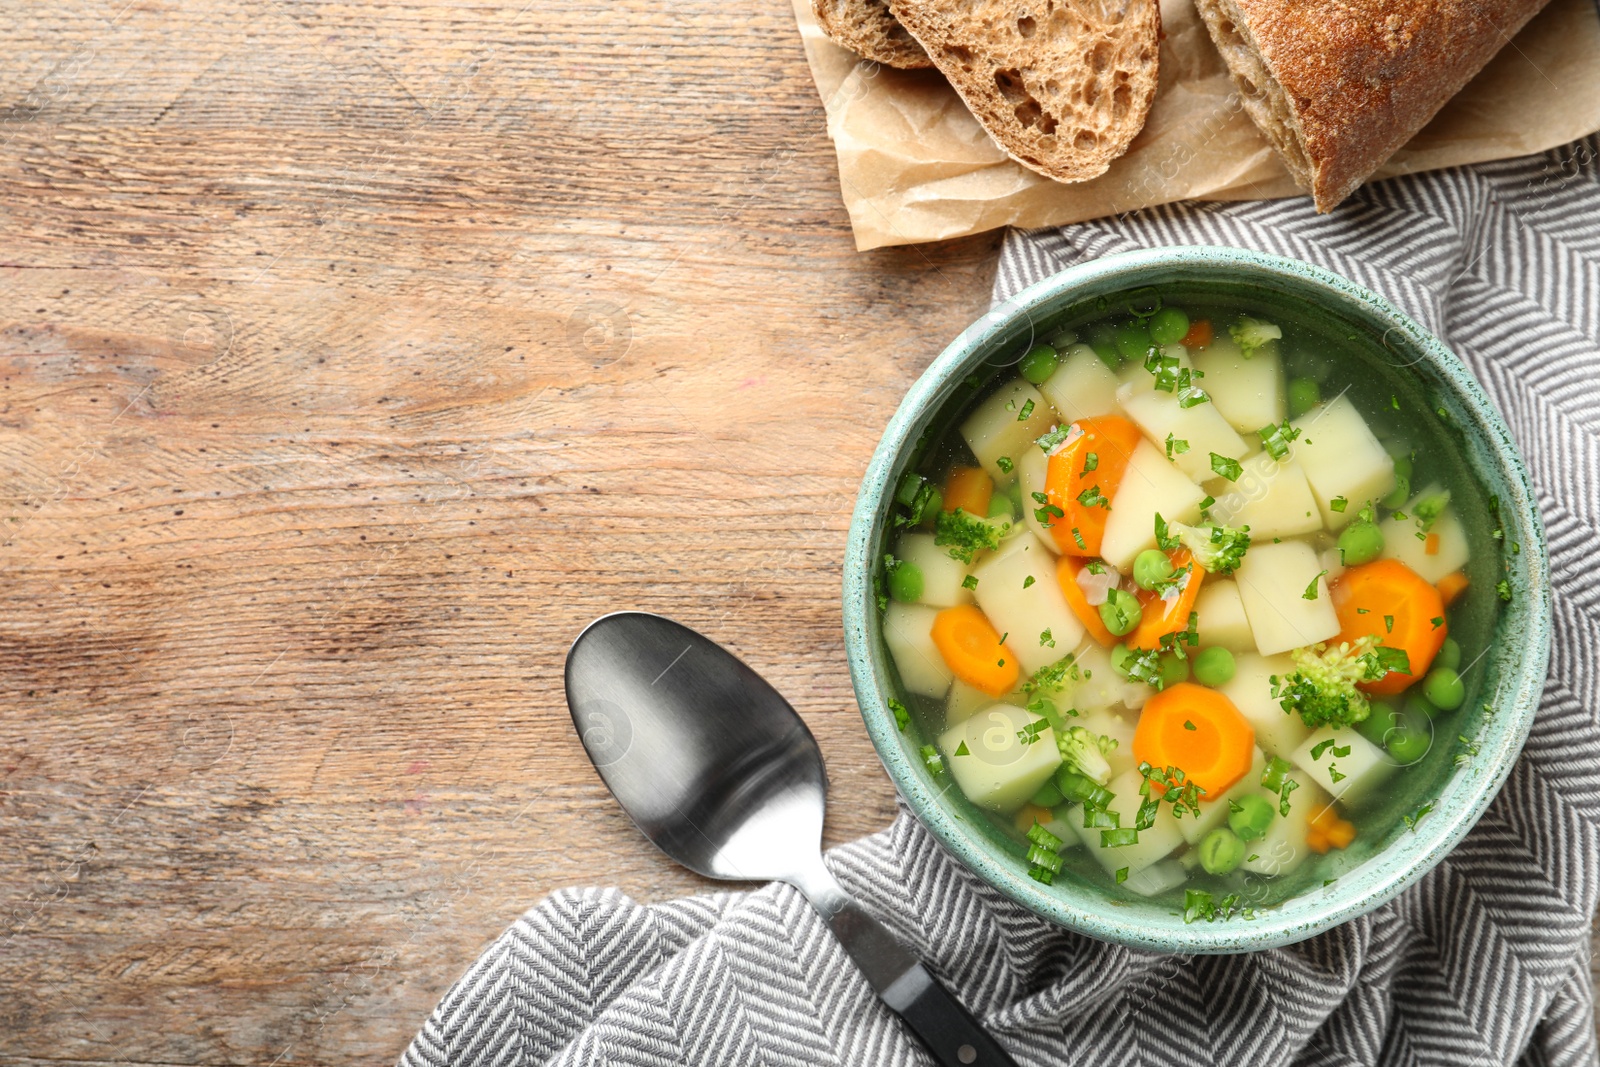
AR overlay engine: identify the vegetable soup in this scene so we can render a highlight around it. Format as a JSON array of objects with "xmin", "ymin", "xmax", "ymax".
[{"xmin": 878, "ymin": 293, "xmax": 1511, "ymax": 922}]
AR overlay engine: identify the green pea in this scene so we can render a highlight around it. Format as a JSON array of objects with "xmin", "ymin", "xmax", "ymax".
[
  {"xmin": 1405, "ymin": 693, "xmax": 1441, "ymax": 721},
  {"xmin": 1099, "ymin": 588, "xmax": 1142, "ymax": 637},
  {"xmin": 888, "ymin": 561, "xmax": 924, "ymax": 603},
  {"xmin": 1132, "ymin": 548, "xmax": 1175, "ymax": 591},
  {"xmin": 1030, "ymin": 778, "xmax": 1065, "ymax": 808},
  {"xmin": 1380, "ymin": 476, "xmax": 1411, "ymax": 510},
  {"xmin": 988, "ymin": 494, "xmax": 1016, "ymax": 520},
  {"xmin": 1018, "ymin": 343, "xmax": 1060, "ymax": 385},
  {"xmin": 1159, "ymin": 651, "xmax": 1190, "ymax": 687},
  {"xmin": 1227, "ymin": 793, "xmax": 1276, "ymax": 841},
  {"xmin": 1353, "ymin": 700, "xmax": 1398, "ymax": 748},
  {"xmin": 1436, "ymin": 637, "xmax": 1461, "ymax": 672},
  {"xmin": 1198, "ymin": 827, "xmax": 1246, "ymax": 874},
  {"xmin": 1193, "ymin": 647, "xmax": 1236, "ymax": 687},
  {"xmin": 1423, "ymin": 666, "xmax": 1465, "ymax": 710},
  {"xmin": 1113, "ymin": 320, "xmax": 1152, "ymax": 361},
  {"xmin": 1385, "ymin": 707, "xmax": 1432, "ymax": 764},
  {"xmin": 1148, "ymin": 307, "xmax": 1191, "ymax": 346},
  {"xmin": 1047, "ymin": 328, "xmax": 1078, "ymax": 350},
  {"xmin": 1337, "ymin": 520, "xmax": 1385, "ymax": 566},
  {"xmin": 1286, "ymin": 377, "xmax": 1321, "ymax": 418},
  {"xmin": 1089, "ymin": 324, "xmax": 1121, "ymax": 369},
  {"xmin": 1109, "ymin": 643, "xmax": 1137, "ymax": 677}
]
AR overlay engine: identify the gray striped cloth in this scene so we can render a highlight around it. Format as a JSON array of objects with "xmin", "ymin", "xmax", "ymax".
[{"xmin": 402, "ymin": 136, "xmax": 1600, "ymax": 1067}]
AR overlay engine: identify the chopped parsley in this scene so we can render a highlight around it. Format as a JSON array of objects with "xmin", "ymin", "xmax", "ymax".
[
  {"xmin": 1431, "ymin": 616, "xmax": 1444, "ymax": 629},
  {"xmin": 1023, "ymin": 575, "xmax": 1035, "ymax": 589},
  {"xmin": 1154, "ymin": 512, "xmax": 1179, "ymax": 551},
  {"xmin": 1165, "ymin": 433, "xmax": 1190, "ymax": 460},
  {"xmin": 1384, "ymin": 614, "xmax": 1395, "ymax": 633},
  {"xmin": 1035, "ymin": 424, "xmax": 1074, "ymax": 454},
  {"xmin": 996, "ymin": 455, "xmax": 1014, "ymax": 475},
  {"xmin": 889, "ymin": 698, "xmax": 910, "ymax": 732},
  {"xmin": 954, "ymin": 740, "xmax": 970, "ymax": 756},
  {"xmin": 1017, "ymin": 717, "xmax": 1050, "ymax": 746},
  {"xmin": 1497, "ymin": 579, "xmax": 1513, "ymax": 602},
  {"xmin": 1071, "ymin": 526, "xmax": 1086, "ymax": 549},
  {"xmin": 1024, "ymin": 655, "xmax": 1083, "ymax": 695},
  {"xmin": 1256, "ymin": 419, "xmax": 1302, "ymax": 460},
  {"xmin": 1077, "ymin": 485, "xmax": 1111, "ymax": 510},
  {"xmin": 1016, "ymin": 398, "xmax": 1035, "ymax": 422},
  {"xmin": 1402, "ymin": 802, "xmax": 1435, "ymax": 832},
  {"xmin": 1039, "ymin": 628, "xmax": 1055, "ymax": 648},
  {"xmin": 961, "ymin": 574, "xmax": 979, "ymax": 590},
  {"xmin": 1302, "ymin": 570, "xmax": 1327, "ymax": 600},
  {"xmin": 1210, "ymin": 453, "xmax": 1243, "ymax": 481},
  {"xmin": 1115, "ymin": 866, "xmax": 1129, "ymax": 884},
  {"xmin": 1329, "ymin": 496, "xmax": 1347, "ymax": 513},
  {"xmin": 1081, "ymin": 452, "xmax": 1099, "ymax": 475}
]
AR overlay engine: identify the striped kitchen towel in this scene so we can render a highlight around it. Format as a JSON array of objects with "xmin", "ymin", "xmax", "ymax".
[{"xmin": 401, "ymin": 136, "xmax": 1600, "ymax": 1067}]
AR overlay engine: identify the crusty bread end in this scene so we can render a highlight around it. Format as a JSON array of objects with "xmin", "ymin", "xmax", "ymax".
[
  {"xmin": 813, "ymin": 0, "xmax": 933, "ymax": 70},
  {"xmin": 1194, "ymin": 0, "xmax": 1554, "ymax": 211},
  {"xmin": 886, "ymin": 0, "xmax": 1161, "ymax": 184}
]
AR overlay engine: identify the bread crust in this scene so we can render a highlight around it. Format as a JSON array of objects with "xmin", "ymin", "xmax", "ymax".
[
  {"xmin": 886, "ymin": 0, "xmax": 1161, "ymax": 183},
  {"xmin": 1196, "ymin": 0, "xmax": 1554, "ymax": 211},
  {"xmin": 813, "ymin": 0, "xmax": 933, "ymax": 69}
]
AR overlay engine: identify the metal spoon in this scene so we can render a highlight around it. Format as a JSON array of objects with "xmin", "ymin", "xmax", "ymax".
[{"xmin": 565, "ymin": 611, "xmax": 1020, "ymax": 1067}]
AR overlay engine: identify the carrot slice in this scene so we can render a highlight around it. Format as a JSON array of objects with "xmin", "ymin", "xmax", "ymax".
[
  {"xmin": 1056, "ymin": 556, "xmax": 1117, "ymax": 646},
  {"xmin": 1180, "ymin": 319, "xmax": 1213, "ymax": 349},
  {"xmin": 1437, "ymin": 571, "xmax": 1469, "ymax": 606},
  {"xmin": 943, "ymin": 466, "xmax": 993, "ymax": 517},
  {"xmin": 1127, "ymin": 548, "xmax": 1205, "ymax": 651},
  {"xmin": 1330, "ymin": 559, "xmax": 1447, "ymax": 696},
  {"xmin": 1131, "ymin": 683, "xmax": 1255, "ymax": 800},
  {"xmin": 930, "ymin": 604, "xmax": 1019, "ymax": 698},
  {"xmin": 1040, "ymin": 415, "xmax": 1143, "ymax": 556},
  {"xmin": 1424, "ymin": 532, "xmax": 1441, "ymax": 556}
]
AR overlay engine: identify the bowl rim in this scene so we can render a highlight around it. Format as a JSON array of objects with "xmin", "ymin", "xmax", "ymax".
[{"xmin": 842, "ymin": 244, "xmax": 1552, "ymax": 953}]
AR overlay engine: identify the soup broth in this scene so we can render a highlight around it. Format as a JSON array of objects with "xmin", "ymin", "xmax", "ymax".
[{"xmin": 878, "ymin": 289, "xmax": 1507, "ymax": 920}]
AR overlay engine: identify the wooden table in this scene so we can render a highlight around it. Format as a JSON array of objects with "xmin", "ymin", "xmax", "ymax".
[
  {"xmin": 0, "ymin": 2, "xmax": 1001, "ymax": 1062},
  {"xmin": 6, "ymin": 4, "xmax": 1595, "ymax": 1064}
]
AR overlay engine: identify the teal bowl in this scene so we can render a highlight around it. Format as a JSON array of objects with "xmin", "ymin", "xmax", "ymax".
[{"xmin": 843, "ymin": 246, "xmax": 1551, "ymax": 952}]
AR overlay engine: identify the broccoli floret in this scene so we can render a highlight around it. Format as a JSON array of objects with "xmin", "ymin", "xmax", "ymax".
[
  {"xmin": 1228, "ymin": 315, "xmax": 1283, "ymax": 359},
  {"xmin": 1168, "ymin": 520, "xmax": 1252, "ymax": 575},
  {"xmin": 1057, "ymin": 725, "xmax": 1115, "ymax": 785},
  {"xmin": 1272, "ymin": 636, "xmax": 1392, "ymax": 728},
  {"xmin": 934, "ymin": 508, "xmax": 1008, "ymax": 563}
]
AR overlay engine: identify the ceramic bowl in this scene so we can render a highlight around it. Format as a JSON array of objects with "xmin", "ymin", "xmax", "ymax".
[{"xmin": 843, "ymin": 246, "xmax": 1550, "ymax": 952}]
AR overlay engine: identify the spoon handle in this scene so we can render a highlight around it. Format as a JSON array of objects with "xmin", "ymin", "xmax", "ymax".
[{"xmin": 790, "ymin": 865, "xmax": 1021, "ymax": 1067}]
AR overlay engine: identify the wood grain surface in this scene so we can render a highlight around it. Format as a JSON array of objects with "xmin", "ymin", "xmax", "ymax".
[{"xmin": 0, "ymin": 3, "xmax": 1592, "ymax": 1065}]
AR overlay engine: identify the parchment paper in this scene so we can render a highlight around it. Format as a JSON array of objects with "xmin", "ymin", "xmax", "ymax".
[{"xmin": 794, "ymin": 0, "xmax": 1600, "ymax": 250}]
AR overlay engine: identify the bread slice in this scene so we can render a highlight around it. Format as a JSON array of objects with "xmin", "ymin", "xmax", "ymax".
[
  {"xmin": 1195, "ymin": 0, "xmax": 1553, "ymax": 211},
  {"xmin": 813, "ymin": 0, "xmax": 933, "ymax": 70},
  {"xmin": 885, "ymin": 0, "xmax": 1161, "ymax": 183}
]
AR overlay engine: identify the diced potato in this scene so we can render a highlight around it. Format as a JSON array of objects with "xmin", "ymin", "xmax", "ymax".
[
  {"xmin": 1077, "ymin": 707, "xmax": 1136, "ymax": 780},
  {"xmin": 1207, "ymin": 453, "xmax": 1322, "ymax": 540},
  {"xmin": 1235, "ymin": 539, "xmax": 1342, "ymax": 656},
  {"xmin": 1240, "ymin": 780, "xmax": 1331, "ymax": 877},
  {"xmin": 894, "ymin": 532, "xmax": 974, "ymax": 608},
  {"xmin": 1121, "ymin": 859, "xmax": 1187, "ymax": 897},
  {"xmin": 1290, "ymin": 395, "xmax": 1395, "ymax": 529},
  {"xmin": 1290, "ymin": 727, "xmax": 1395, "ymax": 807},
  {"xmin": 1191, "ymin": 333, "xmax": 1285, "ymax": 433},
  {"xmin": 883, "ymin": 602, "xmax": 951, "ymax": 699},
  {"xmin": 1194, "ymin": 579, "xmax": 1254, "ymax": 651},
  {"xmin": 939, "ymin": 703, "xmax": 1062, "ymax": 813},
  {"xmin": 970, "ymin": 530, "xmax": 1087, "ymax": 675},
  {"xmin": 1118, "ymin": 385, "xmax": 1249, "ymax": 482},
  {"xmin": 946, "ymin": 680, "xmax": 995, "ymax": 725},
  {"xmin": 1067, "ymin": 766, "xmax": 1185, "ymax": 875},
  {"xmin": 1064, "ymin": 642, "xmax": 1152, "ymax": 714},
  {"xmin": 1116, "ymin": 344, "xmax": 1192, "ymax": 397},
  {"xmin": 1220, "ymin": 652, "xmax": 1311, "ymax": 758},
  {"xmin": 1099, "ymin": 439, "xmax": 1206, "ymax": 571},
  {"xmin": 1038, "ymin": 344, "xmax": 1120, "ymax": 423},
  {"xmin": 961, "ymin": 379, "xmax": 1056, "ymax": 482},
  {"xmin": 1379, "ymin": 486, "xmax": 1470, "ymax": 583},
  {"xmin": 1175, "ymin": 748, "xmax": 1267, "ymax": 845},
  {"xmin": 1015, "ymin": 444, "xmax": 1058, "ymax": 550}
]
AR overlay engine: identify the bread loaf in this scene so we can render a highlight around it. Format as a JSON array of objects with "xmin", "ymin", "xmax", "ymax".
[
  {"xmin": 1195, "ymin": 0, "xmax": 1554, "ymax": 211},
  {"xmin": 886, "ymin": 0, "xmax": 1162, "ymax": 184},
  {"xmin": 813, "ymin": 0, "xmax": 933, "ymax": 69}
]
